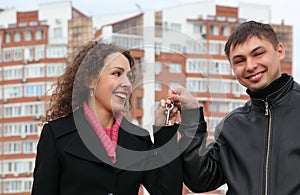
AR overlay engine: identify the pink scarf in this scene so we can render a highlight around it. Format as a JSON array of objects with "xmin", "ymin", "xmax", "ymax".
[{"xmin": 83, "ymin": 102, "xmax": 122, "ymax": 164}]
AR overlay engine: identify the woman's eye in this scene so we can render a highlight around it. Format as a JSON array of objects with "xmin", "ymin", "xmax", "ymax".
[{"xmin": 112, "ymin": 72, "xmax": 121, "ymax": 76}]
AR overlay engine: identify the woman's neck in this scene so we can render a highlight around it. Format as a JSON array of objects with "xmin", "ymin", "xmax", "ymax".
[{"xmin": 87, "ymin": 100, "xmax": 115, "ymax": 128}]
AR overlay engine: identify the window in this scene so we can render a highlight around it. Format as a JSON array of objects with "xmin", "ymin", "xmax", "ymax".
[
  {"xmin": 24, "ymin": 29, "xmax": 32, "ymax": 41},
  {"xmin": 210, "ymin": 24, "xmax": 219, "ymax": 36},
  {"xmin": 221, "ymin": 24, "xmax": 230, "ymax": 36},
  {"xmin": 193, "ymin": 23, "xmax": 206, "ymax": 35},
  {"xmin": 154, "ymin": 42, "xmax": 162, "ymax": 55},
  {"xmin": 14, "ymin": 31, "xmax": 21, "ymax": 42},
  {"xmin": 14, "ymin": 48, "xmax": 22, "ymax": 61},
  {"xmin": 3, "ymin": 178, "xmax": 33, "ymax": 193},
  {"xmin": 72, "ymin": 26, "xmax": 84, "ymax": 37},
  {"xmin": 25, "ymin": 83, "xmax": 45, "ymax": 97},
  {"xmin": 24, "ymin": 103, "xmax": 45, "ymax": 116},
  {"xmin": 155, "ymin": 81, "xmax": 162, "ymax": 91},
  {"xmin": 228, "ymin": 17, "xmax": 237, "ymax": 23},
  {"xmin": 187, "ymin": 78, "xmax": 207, "ymax": 92},
  {"xmin": 46, "ymin": 46, "xmax": 67, "ymax": 58},
  {"xmin": 4, "ymin": 122, "xmax": 39, "ymax": 137},
  {"xmin": 155, "ymin": 62, "xmax": 162, "ymax": 75},
  {"xmin": 23, "ymin": 140, "xmax": 38, "ymax": 154},
  {"xmin": 3, "ymin": 102, "xmax": 44, "ymax": 118},
  {"xmin": 47, "ymin": 63, "xmax": 66, "ymax": 77},
  {"xmin": 5, "ymin": 31, "xmax": 11, "ymax": 43},
  {"xmin": 35, "ymin": 46, "xmax": 45, "ymax": 60},
  {"xmin": 186, "ymin": 59, "xmax": 208, "ymax": 74},
  {"xmin": 170, "ymin": 23, "xmax": 181, "ymax": 31},
  {"xmin": 170, "ymin": 44, "xmax": 181, "ymax": 53},
  {"xmin": 209, "ymin": 102, "xmax": 229, "ymax": 113},
  {"xmin": 53, "ymin": 27, "xmax": 63, "ymax": 38},
  {"xmin": 35, "ymin": 29, "xmax": 44, "ymax": 40},
  {"xmin": 186, "ymin": 41, "xmax": 207, "ymax": 54},
  {"xmin": 209, "ymin": 60, "xmax": 231, "ymax": 75},
  {"xmin": 24, "ymin": 83, "xmax": 45, "ymax": 97},
  {"xmin": 4, "ymin": 85, "xmax": 22, "ymax": 99},
  {"xmin": 3, "ymin": 49, "xmax": 12, "ymax": 62},
  {"xmin": 167, "ymin": 63, "xmax": 181, "ymax": 73},
  {"xmin": 209, "ymin": 42, "xmax": 219, "ymax": 55},
  {"xmin": 232, "ymin": 80, "xmax": 247, "ymax": 96},
  {"xmin": 4, "ymin": 66, "xmax": 22, "ymax": 80},
  {"xmin": 25, "ymin": 64, "xmax": 45, "ymax": 78},
  {"xmin": 113, "ymin": 35, "xmax": 143, "ymax": 49},
  {"xmin": 3, "ymin": 141, "xmax": 22, "ymax": 154},
  {"xmin": 208, "ymin": 79, "xmax": 231, "ymax": 94},
  {"xmin": 24, "ymin": 47, "xmax": 34, "ymax": 61},
  {"xmin": 217, "ymin": 16, "xmax": 226, "ymax": 21},
  {"xmin": 169, "ymin": 82, "xmax": 181, "ymax": 89}
]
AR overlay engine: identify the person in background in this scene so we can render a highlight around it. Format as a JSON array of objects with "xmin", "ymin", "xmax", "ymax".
[
  {"xmin": 163, "ymin": 20, "xmax": 300, "ymax": 194},
  {"xmin": 31, "ymin": 41, "xmax": 182, "ymax": 195}
]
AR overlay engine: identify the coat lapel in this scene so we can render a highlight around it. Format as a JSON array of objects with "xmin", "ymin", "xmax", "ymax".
[{"xmin": 64, "ymin": 108, "xmax": 113, "ymax": 165}]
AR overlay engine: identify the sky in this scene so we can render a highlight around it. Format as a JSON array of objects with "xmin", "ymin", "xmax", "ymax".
[{"xmin": 0, "ymin": 0, "xmax": 299, "ymax": 82}]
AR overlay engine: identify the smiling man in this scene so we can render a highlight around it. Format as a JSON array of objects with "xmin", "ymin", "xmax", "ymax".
[{"xmin": 165, "ymin": 20, "xmax": 300, "ymax": 195}]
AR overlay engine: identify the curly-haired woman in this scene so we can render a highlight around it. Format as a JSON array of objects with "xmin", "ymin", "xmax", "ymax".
[{"xmin": 31, "ymin": 42, "xmax": 182, "ymax": 195}]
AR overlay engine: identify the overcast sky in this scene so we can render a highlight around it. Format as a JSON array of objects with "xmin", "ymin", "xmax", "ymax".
[{"xmin": 0, "ymin": 0, "xmax": 299, "ymax": 81}]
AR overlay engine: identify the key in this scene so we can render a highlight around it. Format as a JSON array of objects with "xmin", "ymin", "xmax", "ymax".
[{"xmin": 165, "ymin": 103, "xmax": 174, "ymax": 125}]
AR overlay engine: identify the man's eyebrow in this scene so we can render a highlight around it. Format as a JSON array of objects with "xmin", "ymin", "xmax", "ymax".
[
  {"xmin": 231, "ymin": 46, "xmax": 264, "ymax": 60},
  {"xmin": 249, "ymin": 46, "xmax": 264, "ymax": 55}
]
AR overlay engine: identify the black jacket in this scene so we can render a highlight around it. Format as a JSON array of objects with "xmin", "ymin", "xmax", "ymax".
[
  {"xmin": 180, "ymin": 76, "xmax": 300, "ymax": 195},
  {"xmin": 32, "ymin": 107, "xmax": 182, "ymax": 195}
]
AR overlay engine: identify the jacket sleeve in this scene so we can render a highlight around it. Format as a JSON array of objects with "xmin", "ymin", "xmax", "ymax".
[
  {"xmin": 141, "ymin": 125, "xmax": 183, "ymax": 195},
  {"xmin": 31, "ymin": 124, "xmax": 60, "ymax": 195},
  {"xmin": 178, "ymin": 107, "xmax": 225, "ymax": 192}
]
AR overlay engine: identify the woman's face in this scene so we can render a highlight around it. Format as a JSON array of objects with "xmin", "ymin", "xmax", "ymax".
[{"xmin": 91, "ymin": 52, "xmax": 133, "ymax": 114}]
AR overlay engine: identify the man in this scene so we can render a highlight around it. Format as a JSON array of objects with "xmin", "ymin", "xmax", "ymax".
[{"xmin": 168, "ymin": 20, "xmax": 300, "ymax": 194}]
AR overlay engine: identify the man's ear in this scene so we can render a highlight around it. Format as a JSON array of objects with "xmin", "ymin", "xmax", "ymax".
[{"xmin": 277, "ymin": 43, "xmax": 285, "ymax": 60}]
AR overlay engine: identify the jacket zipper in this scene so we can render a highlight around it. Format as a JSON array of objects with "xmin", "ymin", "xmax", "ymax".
[{"xmin": 264, "ymin": 100, "xmax": 271, "ymax": 195}]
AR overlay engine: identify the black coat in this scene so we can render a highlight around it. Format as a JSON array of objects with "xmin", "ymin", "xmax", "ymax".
[{"xmin": 32, "ymin": 108, "xmax": 182, "ymax": 195}]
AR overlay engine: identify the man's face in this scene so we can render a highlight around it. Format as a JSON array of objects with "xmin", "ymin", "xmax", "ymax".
[{"xmin": 229, "ymin": 37, "xmax": 285, "ymax": 92}]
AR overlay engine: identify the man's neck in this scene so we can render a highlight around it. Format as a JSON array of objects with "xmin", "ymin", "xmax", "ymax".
[{"xmin": 247, "ymin": 73, "xmax": 290, "ymax": 99}]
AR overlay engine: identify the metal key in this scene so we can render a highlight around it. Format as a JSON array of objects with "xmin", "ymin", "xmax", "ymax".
[{"xmin": 165, "ymin": 103, "xmax": 174, "ymax": 125}]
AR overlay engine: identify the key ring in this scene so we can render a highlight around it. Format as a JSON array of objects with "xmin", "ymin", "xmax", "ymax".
[{"xmin": 165, "ymin": 103, "xmax": 174, "ymax": 111}]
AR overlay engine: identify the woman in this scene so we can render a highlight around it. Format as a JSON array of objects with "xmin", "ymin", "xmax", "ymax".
[{"xmin": 31, "ymin": 41, "xmax": 182, "ymax": 195}]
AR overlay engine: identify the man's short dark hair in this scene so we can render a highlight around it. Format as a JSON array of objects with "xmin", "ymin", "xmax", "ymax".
[{"xmin": 224, "ymin": 20, "xmax": 279, "ymax": 59}]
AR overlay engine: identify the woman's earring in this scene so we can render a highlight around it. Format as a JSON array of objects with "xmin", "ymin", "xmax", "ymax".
[{"xmin": 89, "ymin": 89, "xmax": 94, "ymax": 97}]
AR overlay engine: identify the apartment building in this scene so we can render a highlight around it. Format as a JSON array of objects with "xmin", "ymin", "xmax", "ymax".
[
  {"xmin": 0, "ymin": 0, "xmax": 292, "ymax": 194},
  {"xmin": 0, "ymin": 2, "xmax": 88, "ymax": 194}
]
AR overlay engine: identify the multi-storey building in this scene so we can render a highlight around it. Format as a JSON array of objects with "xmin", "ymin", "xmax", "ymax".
[
  {"xmin": 0, "ymin": 2, "xmax": 88, "ymax": 194},
  {"xmin": 0, "ymin": 1, "xmax": 292, "ymax": 195}
]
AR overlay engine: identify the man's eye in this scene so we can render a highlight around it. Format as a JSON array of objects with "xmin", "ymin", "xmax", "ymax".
[
  {"xmin": 254, "ymin": 52, "xmax": 263, "ymax": 57},
  {"xmin": 233, "ymin": 60, "xmax": 244, "ymax": 65}
]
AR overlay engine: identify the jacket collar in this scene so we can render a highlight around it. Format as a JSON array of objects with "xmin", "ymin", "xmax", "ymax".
[{"xmin": 250, "ymin": 75, "xmax": 294, "ymax": 111}]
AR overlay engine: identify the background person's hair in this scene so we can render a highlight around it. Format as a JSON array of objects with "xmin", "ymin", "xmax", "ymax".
[
  {"xmin": 45, "ymin": 41, "xmax": 135, "ymax": 121},
  {"xmin": 224, "ymin": 20, "xmax": 280, "ymax": 59}
]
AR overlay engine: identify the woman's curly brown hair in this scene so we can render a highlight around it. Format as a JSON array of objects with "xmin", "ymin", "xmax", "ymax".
[{"xmin": 45, "ymin": 41, "xmax": 135, "ymax": 121}]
